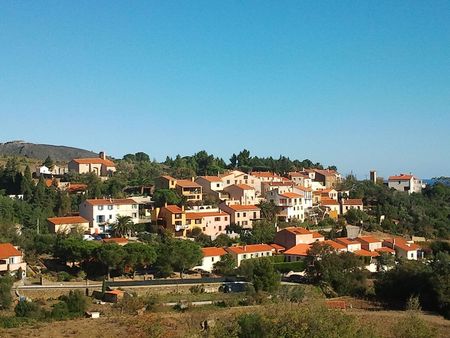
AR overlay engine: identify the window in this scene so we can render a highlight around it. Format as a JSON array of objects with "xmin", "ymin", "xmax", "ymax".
[
  {"xmin": 109, "ymin": 215, "xmax": 112, "ymax": 220},
  {"xmin": 253, "ymin": 212, "xmax": 257, "ymax": 218},
  {"xmin": 175, "ymin": 214, "xmax": 182, "ymax": 219},
  {"xmin": 219, "ymin": 226, "xmax": 222, "ymax": 231},
  {"xmin": 211, "ymin": 257, "xmax": 215, "ymax": 262},
  {"xmin": 98, "ymin": 206, "xmax": 104, "ymax": 211},
  {"xmin": 195, "ymin": 219, "xmax": 201, "ymax": 224},
  {"xmin": 203, "ymin": 227, "xmax": 206, "ymax": 231},
  {"xmin": 215, "ymin": 217, "xmax": 220, "ymax": 221},
  {"xmin": 108, "ymin": 205, "xmax": 113, "ymax": 210},
  {"xmin": 132, "ymin": 213, "xmax": 137, "ymax": 218},
  {"xmin": 132, "ymin": 204, "xmax": 138, "ymax": 209},
  {"xmin": 216, "ymin": 184, "xmax": 220, "ymax": 188},
  {"xmin": 97, "ymin": 215, "xmax": 105, "ymax": 223},
  {"xmin": 227, "ymin": 180, "xmax": 230, "ymax": 184},
  {"xmin": 243, "ymin": 212, "xmax": 246, "ymax": 217},
  {"xmin": 242, "ymin": 221, "xmax": 248, "ymax": 226},
  {"xmin": 243, "ymin": 254, "xmax": 247, "ymax": 259},
  {"xmin": 225, "ymin": 217, "xmax": 228, "ymax": 221},
  {"xmin": 237, "ymin": 213, "xmax": 240, "ymax": 217}
]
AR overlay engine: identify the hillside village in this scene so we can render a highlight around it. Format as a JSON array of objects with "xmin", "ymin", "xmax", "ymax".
[{"xmin": 0, "ymin": 149, "xmax": 449, "ymax": 336}]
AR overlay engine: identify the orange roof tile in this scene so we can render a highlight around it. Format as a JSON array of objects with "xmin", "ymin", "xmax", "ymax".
[
  {"xmin": 342, "ymin": 199, "xmax": 363, "ymax": 205},
  {"xmin": 227, "ymin": 244, "xmax": 273, "ymax": 254},
  {"xmin": 314, "ymin": 169, "xmax": 338, "ymax": 177},
  {"xmin": 383, "ymin": 238, "xmax": 420, "ymax": 251},
  {"xmin": 222, "ymin": 204, "xmax": 260, "ymax": 211},
  {"xmin": 199, "ymin": 176, "xmax": 222, "ymax": 182},
  {"xmin": 86, "ymin": 198, "xmax": 136, "ymax": 206},
  {"xmin": 251, "ymin": 171, "xmax": 280, "ymax": 178},
  {"xmin": 320, "ymin": 199, "xmax": 339, "ymax": 206},
  {"xmin": 47, "ymin": 216, "xmax": 89, "ymax": 225},
  {"xmin": 176, "ymin": 180, "xmax": 202, "ymax": 188},
  {"xmin": 375, "ymin": 247, "xmax": 395, "ymax": 254},
  {"xmin": 356, "ymin": 236, "xmax": 380, "ymax": 244},
  {"xmin": 202, "ymin": 247, "xmax": 227, "ymax": 257},
  {"xmin": 0, "ymin": 243, "xmax": 22, "ymax": 259},
  {"xmin": 67, "ymin": 183, "xmax": 87, "ymax": 192},
  {"xmin": 284, "ymin": 227, "xmax": 312, "ymax": 235},
  {"xmin": 388, "ymin": 174, "xmax": 414, "ymax": 181},
  {"xmin": 312, "ymin": 232, "xmax": 324, "ymax": 239},
  {"xmin": 335, "ymin": 238, "xmax": 361, "ymax": 246},
  {"xmin": 186, "ymin": 211, "xmax": 228, "ymax": 220},
  {"xmin": 284, "ymin": 244, "xmax": 311, "ymax": 256},
  {"xmin": 234, "ymin": 184, "xmax": 254, "ymax": 190},
  {"xmin": 72, "ymin": 158, "xmax": 115, "ymax": 167},
  {"xmin": 270, "ymin": 243, "xmax": 285, "ymax": 251},
  {"xmin": 163, "ymin": 205, "xmax": 183, "ymax": 214},
  {"xmin": 354, "ymin": 249, "xmax": 379, "ymax": 257},
  {"xmin": 288, "ymin": 172, "xmax": 309, "ymax": 178},
  {"xmin": 295, "ymin": 185, "xmax": 312, "ymax": 192},
  {"xmin": 324, "ymin": 240, "xmax": 346, "ymax": 250},
  {"xmin": 280, "ymin": 192, "xmax": 302, "ymax": 199}
]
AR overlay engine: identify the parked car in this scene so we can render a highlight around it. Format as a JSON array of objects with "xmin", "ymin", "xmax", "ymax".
[{"xmin": 83, "ymin": 234, "xmax": 95, "ymax": 241}]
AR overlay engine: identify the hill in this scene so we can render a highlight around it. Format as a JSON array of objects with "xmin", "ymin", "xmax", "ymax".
[{"xmin": 0, "ymin": 141, "xmax": 98, "ymax": 161}]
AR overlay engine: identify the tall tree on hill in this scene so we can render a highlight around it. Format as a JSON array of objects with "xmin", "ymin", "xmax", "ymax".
[
  {"xmin": 42, "ymin": 155, "xmax": 54, "ymax": 169},
  {"xmin": 20, "ymin": 165, "xmax": 34, "ymax": 201}
]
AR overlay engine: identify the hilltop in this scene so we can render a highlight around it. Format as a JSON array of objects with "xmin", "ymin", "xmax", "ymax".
[{"xmin": 0, "ymin": 141, "xmax": 98, "ymax": 162}]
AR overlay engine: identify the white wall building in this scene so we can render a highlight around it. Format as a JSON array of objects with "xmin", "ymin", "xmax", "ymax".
[
  {"xmin": 388, "ymin": 174, "xmax": 423, "ymax": 194},
  {"xmin": 79, "ymin": 198, "xmax": 139, "ymax": 234}
]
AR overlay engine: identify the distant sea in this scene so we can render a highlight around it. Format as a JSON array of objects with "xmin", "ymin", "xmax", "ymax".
[{"xmin": 423, "ymin": 178, "xmax": 450, "ymax": 186}]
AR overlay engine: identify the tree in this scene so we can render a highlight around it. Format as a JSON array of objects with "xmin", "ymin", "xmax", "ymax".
[
  {"xmin": 42, "ymin": 155, "xmax": 54, "ymax": 169},
  {"xmin": 124, "ymin": 243, "xmax": 157, "ymax": 276},
  {"xmin": 258, "ymin": 201, "xmax": 277, "ymax": 223},
  {"xmin": 240, "ymin": 220, "xmax": 276, "ymax": 244},
  {"xmin": 213, "ymin": 234, "xmax": 234, "ymax": 247},
  {"xmin": 95, "ymin": 243, "xmax": 126, "ymax": 279},
  {"xmin": 112, "ymin": 215, "xmax": 135, "ymax": 237},
  {"xmin": 238, "ymin": 257, "xmax": 280, "ymax": 292},
  {"xmin": 0, "ymin": 275, "xmax": 13, "ymax": 309},
  {"xmin": 156, "ymin": 238, "xmax": 202, "ymax": 278},
  {"xmin": 153, "ymin": 189, "xmax": 182, "ymax": 207},
  {"xmin": 213, "ymin": 253, "xmax": 236, "ymax": 276},
  {"xmin": 20, "ymin": 165, "xmax": 34, "ymax": 201}
]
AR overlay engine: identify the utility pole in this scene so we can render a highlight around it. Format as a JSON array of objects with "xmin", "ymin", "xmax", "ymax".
[{"xmin": 37, "ymin": 218, "xmax": 40, "ymax": 234}]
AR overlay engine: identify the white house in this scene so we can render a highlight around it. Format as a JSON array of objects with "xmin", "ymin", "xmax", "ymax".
[
  {"xmin": 267, "ymin": 189, "xmax": 306, "ymax": 222},
  {"xmin": 0, "ymin": 243, "xmax": 26, "ymax": 278},
  {"xmin": 79, "ymin": 198, "xmax": 139, "ymax": 234},
  {"xmin": 223, "ymin": 184, "xmax": 257, "ymax": 205},
  {"xmin": 388, "ymin": 174, "xmax": 423, "ymax": 194},
  {"xmin": 193, "ymin": 247, "xmax": 228, "ymax": 272},
  {"xmin": 226, "ymin": 244, "xmax": 273, "ymax": 267}
]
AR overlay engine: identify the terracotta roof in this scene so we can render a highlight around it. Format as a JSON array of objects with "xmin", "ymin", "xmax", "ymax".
[
  {"xmin": 176, "ymin": 180, "xmax": 202, "ymax": 188},
  {"xmin": 356, "ymin": 236, "xmax": 380, "ymax": 244},
  {"xmin": 198, "ymin": 176, "xmax": 222, "ymax": 183},
  {"xmin": 251, "ymin": 171, "xmax": 280, "ymax": 178},
  {"xmin": 284, "ymin": 244, "xmax": 311, "ymax": 256},
  {"xmin": 354, "ymin": 249, "xmax": 379, "ymax": 257},
  {"xmin": 314, "ymin": 169, "xmax": 338, "ymax": 177},
  {"xmin": 186, "ymin": 211, "xmax": 228, "ymax": 220},
  {"xmin": 388, "ymin": 174, "xmax": 414, "ymax": 181},
  {"xmin": 72, "ymin": 158, "xmax": 115, "ymax": 167},
  {"xmin": 288, "ymin": 172, "xmax": 309, "ymax": 178},
  {"xmin": 265, "ymin": 182, "xmax": 293, "ymax": 187},
  {"xmin": 67, "ymin": 183, "xmax": 87, "ymax": 192},
  {"xmin": 161, "ymin": 175, "xmax": 176, "ymax": 180},
  {"xmin": 335, "ymin": 238, "xmax": 362, "ymax": 247},
  {"xmin": 324, "ymin": 240, "xmax": 346, "ymax": 250},
  {"xmin": 202, "ymin": 247, "xmax": 227, "ymax": 257},
  {"xmin": 284, "ymin": 227, "xmax": 312, "ymax": 235},
  {"xmin": 222, "ymin": 204, "xmax": 260, "ymax": 211},
  {"xmin": 106, "ymin": 289, "xmax": 123, "ymax": 295},
  {"xmin": 0, "ymin": 243, "xmax": 22, "ymax": 259},
  {"xmin": 47, "ymin": 216, "xmax": 89, "ymax": 225},
  {"xmin": 320, "ymin": 199, "xmax": 339, "ymax": 206},
  {"xmin": 375, "ymin": 247, "xmax": 395, "ymax": 254},
  {"xmin": 342, "ymin": 199, "xmax": 363, "ymax": 206},
  {"xmin": 295, "ymin": 185, "xmax": 312, "ymax": 192},
  {"xmin": 103, "ymin": 238, "xmax": 128, "ymax": 244},
  {"xmin": 312, "ymin": 232, "xmax": 324, "ymax": 239},
  {"xmin": 280, "ymin": 192, "xmax": 302, "ymax": 199},
  {"xmin": 270, "ymin": 243, "xmax": 285, "ymax": 251},
  {"xmin": 234, "ymin": 184, "xmax": 254, "ymax": 190},
  {"xmin": 383, "ymin": 238, "xmax": 420, "ymax": 251},
  {"xmin": 86, "ymin": 199, "xmax": 136, "ymax": 206},
  {"xmin": 226, "ymin": 244, "xmax": 274, "ymax": 254},
  {"xmin": 163, "ymin": 205, "xmax": 183, "ymax": 214}
]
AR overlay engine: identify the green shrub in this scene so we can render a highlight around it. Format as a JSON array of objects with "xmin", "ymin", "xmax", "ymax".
[
  {"xmin": 57, "ymin": 271, "xmax": 72, "ymax": 282},
  {"xmin": 273, "ymin": 261, "xmax": 305, "ymax": 273},
  {"xmin": 189, "ymin": 284, "xmax": 205, "ymax": 294},
  {"xmin": 50, "ymin": 301, "xmax": 71, "ymax": 320},
  {"xmin": 14, "ymin": 301, "xmax": 43, "ymax": 319},
  {"xmin": 0, "ymin": 316, "xmax": 35, "ymax": 328},
  {"xmin": 59, "ymin": 290, "xmax": 87, "ymax": 315}
]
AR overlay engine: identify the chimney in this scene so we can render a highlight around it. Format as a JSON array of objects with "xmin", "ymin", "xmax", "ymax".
[
  {"xmin": 243, "ymin": 245, "xmax": 247, "ymax": 251},
  {"xmin": 191, "ymin": 177, "xmax": 195, "ymax": 182},
  {"xmin": 164, "ymin": 202, "xmax": 168, "ymax": 207},
  {"xmin": 99, "ymin": 151, "xmax": 106, "ymax": 160},
  {"xmin": 181, "ymin": 205, "xmax": 185, "ymax": 211}
]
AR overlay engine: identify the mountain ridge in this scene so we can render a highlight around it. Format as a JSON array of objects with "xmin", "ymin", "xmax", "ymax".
[{"xmin": 0, "ymin": 141, "xmax": 99, "ymax": 162}]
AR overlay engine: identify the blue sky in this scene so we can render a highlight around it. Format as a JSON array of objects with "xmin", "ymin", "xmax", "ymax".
[{"xmin": 0, "ymin": 1, "xmax": 449, "ymax": 179}]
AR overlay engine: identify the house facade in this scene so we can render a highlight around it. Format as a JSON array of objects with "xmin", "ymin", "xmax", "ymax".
[
  {"xmin": 186, "ymin": 210, "xmax": 230, "ymax": 239},
  {"xmin": 47, "ymin": 216, "xmax": 89, "ymax": 234},
  {"xmin": 266, "ymin": 190, "xmax": 306, "ymax": 222},
  {"xmin": 224, "ymin": 184, "xmax": 257, "ymax": 205},
  {"xmin": 226, "ymin": 244, "xmax": 273, "ymax": 267},
  {"xmin": 388, "ymin": 174, "xmax": 423, "ymax": 194},
  {"xmin": 219, "ymin": 203, "xmax": 261, "ymax": 229},
  {"xmin": 0, "ymin": 243, "xmax": 26, "ymax": 278},
  {"xmin": 79, "ymin": 198, "xmax": 139, "ymax": 234},
  {"xmin": 68, "ymin": 152, "xmax": 116, "ymax": 177},
  {"xmin": 193, "ymin": 247, "xmax": 228, "ymax": 272}
]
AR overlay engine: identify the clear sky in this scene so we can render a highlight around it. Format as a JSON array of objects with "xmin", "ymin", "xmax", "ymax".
[{"xmin": 0, "ymin": 1, "xmax": 449, "ymax": 179}]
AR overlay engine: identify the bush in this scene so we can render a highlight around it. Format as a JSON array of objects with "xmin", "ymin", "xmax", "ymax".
[
  {"xmin": 50, "ymin": 301, "xmax": 71, "ymax": 320},
  {"xmin": 14, "ymin": 301, "xmax": 43, "ymax": 319},
  {"xmin": 59, "ymin": 290, "xmax": 87, "ymax": 315},
  {"xmin": 394, "ymin": 312, "xmax": 437, "ymax": 338},
  {"xmin": 0, "ymin": 275, "xmax": 13, "ymax": 309},
  {"xmin": 273, "ymin": 261, "xmax": 305, "ymax": 273},
  {"xmin": 189, "ymin": 284, "xmax": 205, "ymax": 294},
  {"xmin": 57, "ymin": 271, "xmax": 72, "ymax": 282},
  {"xmin": 0, "ymin": 316, "xmax": 35, "ymax": 328}
]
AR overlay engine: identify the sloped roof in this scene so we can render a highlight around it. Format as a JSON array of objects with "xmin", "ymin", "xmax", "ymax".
[
  {"xmin": 356, "ymin": 236, "xmax": 380, "ymax": 244},
  {"xmin": 163, "ymin": 205, "xmax": 183, "ymax": 214},
  {"xmin": 222, "ymin": 204, "xmax": 260, "ymax": 211},
  {"xmin": 388, "ymin": 174, "xmax": 414, "ymax": 181},
  {"xmin": 342, "ymin": 199, "xmax": 363, "ymax": 206},
  {"xmin": 324, "ymin": 240, "xmax": 346, "ymax": 250},
  {"xmin": 72, "ymin": 158, "xmax": 115, "ymax": 167},
  {"xmin": 354, "ymin": 249, "xmax": 379, "ymax": 257},
  {"xmin": 47, "ymin": 216, "xmax": 88, "ymax": 225},
  {"xmin": 176, "ymin": 180, "xmax": 202, "ymax": 188},
  {"xmin": 86, "ymin": 199, "xmax": 136, "ymax": 206},
  {"xmin": 202, "ymin": 247, "xmax": 227, "ymax": 257},
  {"xmin": 280, "ymin": 192, "xmax": 302, "ymax": 199},
  {"xmin": 0, "ymin": 243, "xmax": 22, "ymax": 259},
  {"xmin": 186, "ymin": 211, "xmax": 228, "ymax": 219},
  {"xmin": 227, "ymin": 244, "xmax": 273, "ymax": 254},
  {"xmin": 284, "ymin": 244, "xmax": 311, "ymax": 256},
  {"xmin": 198, "ymin": 176, "xmax": 222, "ymax": 182}
]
